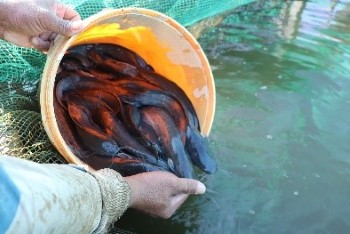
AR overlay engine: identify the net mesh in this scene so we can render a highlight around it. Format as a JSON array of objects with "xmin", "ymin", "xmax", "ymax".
[{"xmin": 0, "ymin": 0, "xmax": 254, "ymax": 164}]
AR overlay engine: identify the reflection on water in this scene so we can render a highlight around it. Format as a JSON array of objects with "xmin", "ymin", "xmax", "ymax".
[{"xmin": 117, "ymin": 1, "xmax": 350, "ymax": 233}]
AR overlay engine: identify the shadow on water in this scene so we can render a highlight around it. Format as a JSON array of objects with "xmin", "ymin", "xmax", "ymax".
[{"xmin": 116, "ymin": 1, "xmax": 350, "ymax": 233}]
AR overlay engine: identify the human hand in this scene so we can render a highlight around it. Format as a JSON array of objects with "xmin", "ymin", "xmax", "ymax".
[
  {"xmin": 124, "ymin": 171, "xmax": 206, "ymax": 219},
  {"xmin": 0, "ymin": 0, "xmax": 83, "ymax": 51}
]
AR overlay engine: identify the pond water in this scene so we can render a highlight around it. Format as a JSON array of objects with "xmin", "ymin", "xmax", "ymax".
[{"xmin": 117, "ymin": 1, "xmax": 350, "ymax": 233}]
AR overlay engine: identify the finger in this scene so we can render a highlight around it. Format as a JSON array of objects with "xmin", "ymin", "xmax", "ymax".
[
  {"xmin": 38, "ymin": 32, "xmax": 57, "ymax": 50},
  {"xmin": 39, "ymin": 32, "xmax": 53, "ymax": 41},
  {"xmin": 49, "ymin": 32, "xmax": 58, "ymax": 41},
  {"xmin": 39, "ymin": 32, "xmax": 57, "ymax": 47},
  {"xmin": 63, "ymin": 5, "xmax": 82, "ymax": 21},
  {"xmin": 175, "ymin": 179, "xmax": 206, "ymax": 195},
  {"xmin": 31, "ymin": 37, "xmax": 50, "ymax": 52},
  {"xmin": 43, "ymin": 12, "xmax": 83, "ymax": 37},
  {"xmin": 171, "ymin": 194, "xmax": 188, "ymax": 208},
  {"xmin": 55, "ymin": 3, "xmax": 82, "ymax": 21}
]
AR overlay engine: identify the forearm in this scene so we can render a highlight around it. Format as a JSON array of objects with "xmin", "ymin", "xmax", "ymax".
[{"xmin": 0, "ymin": 155, "xmax": 131, "ymax": 234}]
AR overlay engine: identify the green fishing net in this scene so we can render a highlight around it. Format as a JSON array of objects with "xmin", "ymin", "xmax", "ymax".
[{"xmin": 0, "ymin": 0, "xmax": 255, "ymax": 165}]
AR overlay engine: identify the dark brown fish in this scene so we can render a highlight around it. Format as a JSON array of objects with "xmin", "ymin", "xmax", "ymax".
[
  {"xmin": 56, "ymin": 43, "xmax": 217, "ymax": 177},
  {"xmin": 139, "ymin": 106, "xmax": 194, "ymax": 178},
  {"xmin": 71, "ymin": 89, "xmax": 122, "ymax": 114},
  {"xmin": 85, "ymin": 68, "xmax": 117, "ymax": 81},
  {"xmin": 88, "ymin": 43, "xmax": 153, "ymax": 70},
  {"xmin": 109, "ymin": 158, "xmax": 168, "ymax": 177},
  {"xmin": 122, "ymin": 90, "xmax": 188, "ymax": 144},
  {"xmin": 54, "ymin": 96, "xmax": 91, "ymax": 158},
  {"xmin": 55, "ymin": 75, "xmax": 129, "ymax": 109},
  {"xmin": 185, "ymin": 126, "xmax": 217, "ymax": 174},
  {"xmin": 66, "ymin": 97, "xmax": 120, "ymax": 157},
  {"xmin": 139, "ymin": 70, "xmax": 200, "ymax": 130},
  {"xmin": 94, "ymin": 57, "xmax": 140, "ymax": 78},
  {"xmin": 126, "ymin": 105, "xmax": 163, "ymax": 156},
  {"xmin": 62, "ymin": 44, "xmax": 94, "ymax": 70},
  {"xmin": 83, "ymin": 152, "xmax": 134, "ymax": 170},
  {"xmin": 113, "ymin": 76, "xmax": 160, "ymax": 93},
  {"xmin": 97, "ymin": 105, "xmax": 162, "ymax": 167}
]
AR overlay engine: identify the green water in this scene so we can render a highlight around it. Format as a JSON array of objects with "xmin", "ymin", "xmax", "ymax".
[{"xmin": 117, "ymin": 1, "xmax": 350, "ymax": 233}]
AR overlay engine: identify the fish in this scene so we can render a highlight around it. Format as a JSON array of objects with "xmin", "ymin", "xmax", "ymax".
[
  {"xmin": 56, "ymin": 43, "xmax": 217, "ymax": 177},
  {"xmin": 85, "ymin": 68, "xmax": 118, "ymax": 81},
  {"xmin": 139, "ymin": 70, "xmax": 200, "ymax": 130},
  {"xmin": 113, "ymin": 76, "xmax": 160, "ymax": 93},
  {"xmin": 96, "ymin": 104, "xmax": 164, "ymax": 168},
  {"xmin": 70, "ymin": 89, "xmax": 122, "ymax": 115},
  {"xmin": 83, "ymin": 152, "xmax": 134, "ymax": 170},
  {"xmin": 127, "ymin": 105, "xmax": 163, "ymax": 155},
  {"xmin": 60, "ymin": 58, "xmax": 84, "ymax": 71},
  {"xmin": 119, "ymin": 104, "xmax": 141, "ymax": 132},
  {"xmin": 122, "ymin": 90, "xmax": 188, "ymax": 144},
  {"xmin": 53, "ymin": 96, "xmax": 92, "ymax": 158},
  {"xmin": 88, "ymin": 43, "xmax": 153, "ymax": 70},
  {"xmin": 55, "ymin": 69, "xmax": 94, "ymax": 84},
  {"xmin": 55, "ymin": 75, "xmax": 129, "ymax": 109},
  {"xmin": 62, "ymin": 44, "xmax": 94, "ymax": 70},
  {"xmin": 109, "ymin": 158, "xmax": 168, "ymax": 177},
  {"xmin": 139, "ymin": 106, "xmax": 194, "ymax": 178},
  {"xmin": 93, "ymin": 57, "xmax": 140, "ymax": 78},
  {"xmin": 66, "ymin": 97, "xmax": 120, "ymax": 157},
  {"xmin": 128, "ymin": 90, "xmax": 216, "ymax": 174},
  {"xmin": 185, "ymin": 126, "xmax": 217, "ymax": 174}
]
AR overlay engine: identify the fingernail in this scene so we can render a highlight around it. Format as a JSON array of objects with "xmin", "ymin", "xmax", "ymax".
[{"xmin": 196, "ymin": 182, "xmax": 206, "ymax": 194}]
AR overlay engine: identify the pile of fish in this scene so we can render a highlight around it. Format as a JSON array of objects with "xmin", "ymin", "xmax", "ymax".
[{"xmin": 54, "ymin": 43, "xmax": 217, "ymax": 178}]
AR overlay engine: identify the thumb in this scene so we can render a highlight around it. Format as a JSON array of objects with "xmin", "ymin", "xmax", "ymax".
[
  {"xmin": 176, "ymin": 179, "xmax": 206, "ymax": 195},
  {"xmin": 30, "ymin": 37, "xmax": 50, "ymax": 52},
  {"xmin": 44, "ymin": 13, "xmax": 83, "ymax": 37}
]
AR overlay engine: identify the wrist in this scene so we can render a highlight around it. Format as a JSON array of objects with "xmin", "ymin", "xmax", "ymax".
[
  {"xmin": 95, "ymin": 168, "xmax": 132, "ymax": 213},
  {"xmin": 123, "ymin": 176, "xmax": 137, "ymax": 207}
]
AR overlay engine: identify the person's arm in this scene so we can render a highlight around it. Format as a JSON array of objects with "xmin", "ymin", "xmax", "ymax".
[
  {"xmin": 0, "ymin": 0, "xmax": 83, "ymax": 51},
  {"xmin": 0, "ymin": 155, "xmax": 205, "ymax": 233},
  {"xmin": 0, "ymin": 155, "xmax": 130, "ymax": 233}
]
